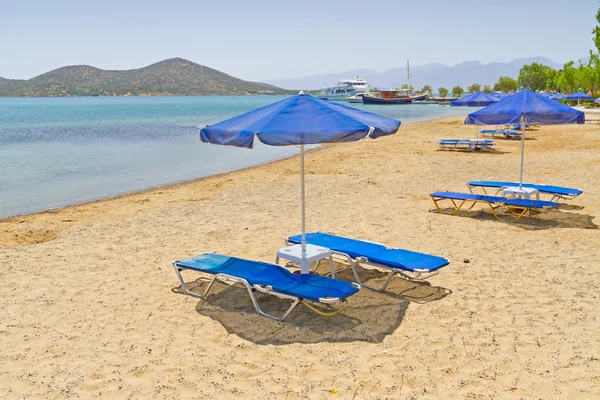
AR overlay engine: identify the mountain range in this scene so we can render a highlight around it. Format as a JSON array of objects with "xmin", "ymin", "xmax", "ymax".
[
  {"xmin": 265, "ymin": 57, "xmax": 565, "ymax": 91},
  {"xmin": 0, "ymin": 58, "xmax": 290, "ymax": 97}
]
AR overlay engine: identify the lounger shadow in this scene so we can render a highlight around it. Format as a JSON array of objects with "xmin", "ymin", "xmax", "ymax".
[{"xmin": 172, "ymin": 274, "xmax": 412, "ymax": 345}]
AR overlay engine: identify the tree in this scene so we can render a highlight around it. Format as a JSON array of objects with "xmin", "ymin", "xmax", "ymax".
[
  {"xmin": 482, "ymin": 85, "xmax": 493, "ymax": 93},
  {"xmin": 493, "ymin": 76, "xmax": 518, "ymax": 92},
  {"xmin": 438, "ymin": 87, "xmax": 449, "ymax": 98},
  {"xmin": 558, "ymin": 61, "xmax": 578, "ymax": 93},
  {"xmin": 421, "ymin": 84, "xmax": 432, "ymax": 94},
  {"xmin": 467, "ymin": 83, "xmax": 481, "ymax": 93},
  {"xmin": 401, "ymin": 84, "xmax": 414, "ymax": 91},
  {"xmin": 545, "ymin": 68, "xmax": 560, "ymax": 92},
  {"xmin": 518, "ymin": 62, "xmax": 552, "ymax": 91},
  {"xmin": 451, "ymin": 86, "xmax": 464, "ymax": 98}
]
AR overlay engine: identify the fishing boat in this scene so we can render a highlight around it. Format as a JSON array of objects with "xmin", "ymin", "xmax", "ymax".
[
  {"xmin": 317, "ymin": 77, "xmax": 369, "ymax": 101},
  {"xmin": 362, "ymin": 60, "xmax": 427, "ymax": 104},
  {"xmin": 361, "ymin": 88, "xmax": 428, "ymax": 104},
  {"xmin": 362, "ymin": 90, "xmax": 412, "ymax": 104}
]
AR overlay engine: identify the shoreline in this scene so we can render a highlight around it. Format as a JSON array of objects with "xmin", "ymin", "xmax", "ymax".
[{"xmin": 0, "ymin": 116, "xmax": 451, "ymax": 223}]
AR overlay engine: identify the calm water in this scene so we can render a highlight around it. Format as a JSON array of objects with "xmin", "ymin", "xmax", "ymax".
[{"xmin": 0, "ymin": 96, "xmax": 467, "ymax": 218}]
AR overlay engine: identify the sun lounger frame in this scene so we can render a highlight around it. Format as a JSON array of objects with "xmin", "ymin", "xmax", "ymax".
[
  {"xmin": 283, "ymin": 239, "xmax": 442, "ymax": 292},
  {"xmin": 173, "ymin": 253, "xmax": 358, "ymax": 321},
  {"xmin": 479, "ymin": 129, "xmax": 522, "ymax": 139},
  {"xmin": 438, "ymin": 139, "xmax": 496, "ymax": 152},
  {"xmin": 467, "ymin": 181, "xmax": 582, "ymax": 202},
  {"xmin": 430, "ymin": 193, "xmax": 554, "ymax": 222}
]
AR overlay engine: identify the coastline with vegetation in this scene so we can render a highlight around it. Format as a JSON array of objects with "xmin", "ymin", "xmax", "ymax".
[{"xmin": 0, "ymin": 58, "xmax": 294, "ymax": 97}]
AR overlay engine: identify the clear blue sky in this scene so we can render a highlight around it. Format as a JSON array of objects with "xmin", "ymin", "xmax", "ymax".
[{"xmin": 1, "ymin": 0, "xmax": 598, "ymax": 81}]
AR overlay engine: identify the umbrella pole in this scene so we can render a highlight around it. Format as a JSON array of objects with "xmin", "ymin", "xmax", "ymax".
[
  {"xmin": 300, "ymin": 144, "xmax": 309, "ymax": 274},
  {"xmin": 519, "ymin": 115, "xmax": 525, "ymax": 189}
]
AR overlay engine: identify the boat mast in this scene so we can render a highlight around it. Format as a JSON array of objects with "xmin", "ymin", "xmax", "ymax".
[{"xmin": 406, "ymin": 59, "xmax": 411, "ymax": 95}]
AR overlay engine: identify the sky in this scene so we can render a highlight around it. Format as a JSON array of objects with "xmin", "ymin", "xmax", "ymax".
[{"xmin": 1, "ymin": 0, "xmax": 599, "ymax": 82}]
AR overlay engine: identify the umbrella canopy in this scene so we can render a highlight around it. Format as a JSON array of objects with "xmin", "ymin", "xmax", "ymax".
[
  {"xmin": 201, "ymin": 94, "xmax": 399, "ymax": 148},
  {"xmin": 465, "ymin": 90, "xmax": 584, "ymax": 187},
  {"xmin": 466, "ymin": 90, "xmax": 584, "ymax": 125},
  {"xmin": 450, "ymin": 91, "xmax": 498, "ymax": 107},
  {"xmin": 566, "ymin": 91, "xmax": 594, "ymax": 101},
  {"xmin": 200, "ymin": 93, "xmax": 401, "ymax": 273}
]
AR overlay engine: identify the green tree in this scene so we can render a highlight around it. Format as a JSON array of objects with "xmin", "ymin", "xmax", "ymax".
[
  {"xmin": 438, "ymin": 87, "xmax": 449, "ymax": 98},
  {"xmin": 467, "ymin": 83, "xmax": 481, "ymax": 93},
  {"xmin": 451, "ymin": 86, "xmax": 464, "ymax": 98},
  {"xmin": 558, "ymin": 61, "xmax": 578, "ymax": 93},
  {"xmin": 482, "ymin": 85, "xmax": 493, "ymax": 93},
  {"xmin": 421, "ymin": 84, "xmax": 432, "ymax": 94},
  {"xmin": 545, "ymin": 68, "xmax": 560, "ymax": 92},
  {"xmin": 518, "ymin": 62, "xmax": 552, "ymax": 91},
  {"xmin": 493, "ymin": 76, "xmax": 518, "ymax": 92},
  {"xmin": 401, "ymin": 84, "xmax": 414, "ymax": 91}
]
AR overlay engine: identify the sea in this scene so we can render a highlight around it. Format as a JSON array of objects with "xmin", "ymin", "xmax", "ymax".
[{"xmin": 0, "ymin": 96, "xmax": 468, "ymax": 218}]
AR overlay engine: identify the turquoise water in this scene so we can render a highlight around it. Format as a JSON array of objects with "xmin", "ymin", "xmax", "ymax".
[{"xmin": 0, "ymin": 96, "xmax": 467, "ymax": 218}]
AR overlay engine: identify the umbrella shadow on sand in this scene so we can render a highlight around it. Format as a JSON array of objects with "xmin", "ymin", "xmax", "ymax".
[
  {"xmin": 431, "ymin": 207, "xmax": 597, "ymax": 230},
  {"xmin": 172, "ymin": 263, "xmax": 451, "ymax": 345}
]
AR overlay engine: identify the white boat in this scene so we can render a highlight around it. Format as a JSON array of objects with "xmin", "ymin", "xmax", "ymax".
[
  {"xmin": 347, "ymin": 93, "xmax": 367, "ymax": 103},
  {"xmin": 318, "ymin": 77, "xmax": 369, "ymax": 101}
]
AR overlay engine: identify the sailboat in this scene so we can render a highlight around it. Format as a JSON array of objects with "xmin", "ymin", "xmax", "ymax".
[{"xmin": 362, "ymin": 60, "xmax": 428, "ymax": 104}]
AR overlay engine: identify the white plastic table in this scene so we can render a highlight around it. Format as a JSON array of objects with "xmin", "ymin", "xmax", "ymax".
[
  {"xmin": 275, "ymin": 243, "xmax": 335, "ymax": 277},
  {"xmin": 501, "ymin": 186, "xmax": 540, "ymax": 200}
]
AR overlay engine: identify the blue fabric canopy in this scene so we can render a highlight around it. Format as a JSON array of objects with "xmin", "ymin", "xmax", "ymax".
[
  {"xmin": 200, "ymin": 93, "xmax": 401, "ymax": 148},
  {"xmin": 566, "ymin": 91, "xmax": 594, "ymax": 100},
  {"xmin": 450, "ymin": 91, "xmax": 498, "ymax": 107},
  {"xmin": 465, "ymin": 90, "xmax": 585, "ymax": 125},
  {"xmin": 595, "ymin": 97, "xmax": 600, "ymax": 104}
]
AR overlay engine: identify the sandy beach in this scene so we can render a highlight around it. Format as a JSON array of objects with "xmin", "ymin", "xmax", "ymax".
[{"xmin": 1, "ymin": 115, "xmax": 599, "ymax": 399}]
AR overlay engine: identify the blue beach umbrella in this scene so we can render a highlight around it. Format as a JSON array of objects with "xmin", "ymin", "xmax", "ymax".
[
  {"xmin": 566, "ymin": 91, "xmax": 594, "ymax": 101},
  {"xmin": 450, "ymin": 91, "xmax": 498, "ymax": 107},
  {"xmin": 566, "ymin": 91, "xmax": 594, "ymax": 107},
  {"xmin": 466, "ymin": 90, "xmax": 584, "ymax": 188},
  {"xmin": 200, "ymin": 93, "xmax": 401, "ymax": 273}
]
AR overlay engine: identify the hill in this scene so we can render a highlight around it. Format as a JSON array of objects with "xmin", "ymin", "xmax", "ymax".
[
  {"xmin": 0, "ymin": 58, "xmax": 290, "ymax": 96},
  {"xmin": 265, "ymin": 57, "xmax": 565, "ymax": 90}
]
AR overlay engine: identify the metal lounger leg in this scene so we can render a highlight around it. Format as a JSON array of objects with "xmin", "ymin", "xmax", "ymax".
[
  {"xmin": 173, "ymin": 262, "xmax": 220, "ymax": 299},
  {"xmin": 430, "ymin": 195, "xmax": 442, "ymax": 212},
  {"xmin": 485, "ymin": 201, "xmax": 501, "ymax": 219},
  {"xmin": 341, "ymin": 254, "xmax": 397, "ymax": 292},
  {"xmin": 453, "ymin": 200, "xmax": 467, "ymax": 214}
]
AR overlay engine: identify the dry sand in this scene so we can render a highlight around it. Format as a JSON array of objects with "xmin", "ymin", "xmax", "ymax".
[{"xmin": 1, "ymin": 116, "xmax": 599, "ymax": 399}]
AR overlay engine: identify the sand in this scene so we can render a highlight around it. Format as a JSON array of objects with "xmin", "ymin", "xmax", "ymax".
[{"xmin": 1, "ymin": 116, "xmax": 599, "ymax": 399}]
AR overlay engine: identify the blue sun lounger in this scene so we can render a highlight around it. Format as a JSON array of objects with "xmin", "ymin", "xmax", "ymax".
[
  {"xmin": 286, "ymin": 232, "xmax": 449, "ymax": 291},
  {"xmin": 467, "ymin": 180, "xmax": 583, "ymax": 201},
  {"xmin": 479, "ymin": 129, "xmax": 521, "ymax": 139},
  {"xmin": 173, "ymin": 253, "xmax": 360, "ymax": 321},
  {"xmin": 430, "ymin": 191, "xmax": 559, "ymax": 222},
  {"xmin": 438, "ymin": 139, "xmax": 495, "ymax": 151}
]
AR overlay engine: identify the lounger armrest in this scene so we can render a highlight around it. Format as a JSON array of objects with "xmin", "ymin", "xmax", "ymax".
[{"xmin": 319, "ymin": 283, "xmax": 361, "ymax": 303}]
